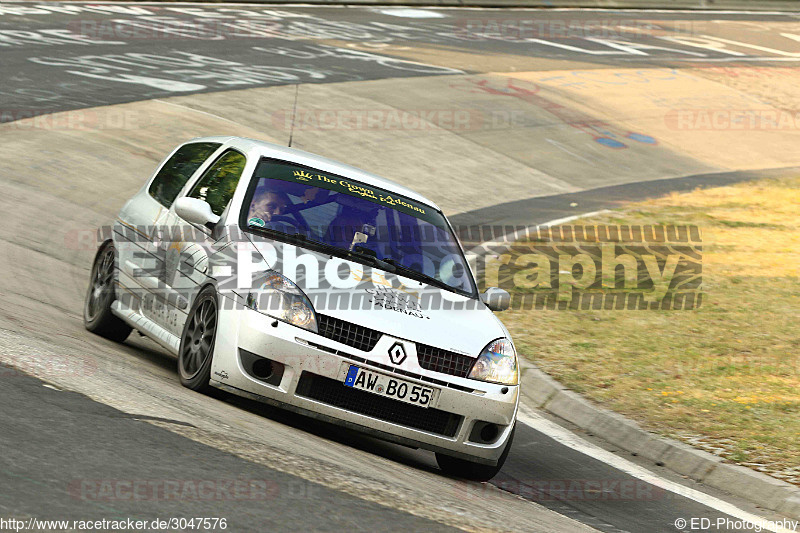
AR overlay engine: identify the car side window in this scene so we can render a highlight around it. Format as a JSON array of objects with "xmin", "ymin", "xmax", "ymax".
[
  {"xmin": 187, "ymin": 150, "xmax": 247, "ymax": 216},
  {"xmin": 148, "ymin": 142, "xmax": 221, "ymax": 208}
]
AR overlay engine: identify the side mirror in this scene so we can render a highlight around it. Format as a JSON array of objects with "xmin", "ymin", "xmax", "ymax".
[
  {"xmin": 481, "ymin": 287, "xmax": 510, "ymax": 312},
  {"xmin": 174, "ymin": 197, "xmax": 220, "ymax": 227}
]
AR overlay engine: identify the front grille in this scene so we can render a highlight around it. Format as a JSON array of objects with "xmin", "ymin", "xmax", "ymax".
[
  {"xmin": 304, "ymin": 341, "xmax": 475, "ymax": 393},
  {"xmin": 316, "ymin": 314, "xmax": 475, "ymax": 378},
  {"xmin": 416, "ymin": 343, "xmax": 476, "ymax": 378},
  {"xmin": 295, "ymin": 372, "xmax": 462, "ymax": 437},
  {"xmin": 317, "ymin": 314, "xmax": 382, "ymax": 352}
]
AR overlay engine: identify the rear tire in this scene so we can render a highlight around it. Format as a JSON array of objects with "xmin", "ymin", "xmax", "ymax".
[
  {"xmin": 436, "ymin": 426, "xmax": 515, "ymax": 482},
  {"xmin": 178, "ymin": 286, "xmax": 218, "ymax": 393},
  {"xmin": 84, "ymin": 241, "xmax": 132, "ymax": 343}
]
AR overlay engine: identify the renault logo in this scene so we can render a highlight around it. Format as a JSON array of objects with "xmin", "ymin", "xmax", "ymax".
[{"xmin": 388, "ymin": 342, "xmax": 407, "ymax": 365}]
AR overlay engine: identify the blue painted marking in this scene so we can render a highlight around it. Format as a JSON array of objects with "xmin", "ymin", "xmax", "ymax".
[
  {"xmin": 595, "ymin": 137, "xmax": 627, "ymax": 148},
  {"xmin": 626, "ymin": 132, "xmax": 658, "ymax": 144},
  {"xmin": 344, "ymin": 365, "xmax": 359, "ymax": 387}
]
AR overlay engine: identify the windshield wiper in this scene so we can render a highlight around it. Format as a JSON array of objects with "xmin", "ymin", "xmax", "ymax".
[
  {"xmin": 348, "ymin": 250, "xmax": 457, "ymax": 293},
  {"xmin": 381, "ymin": 258, "xmax": 454, "ymax": 292},
  {"xmin": 349, "ymin": 246, "xmax": 396, "ymax": 273}
]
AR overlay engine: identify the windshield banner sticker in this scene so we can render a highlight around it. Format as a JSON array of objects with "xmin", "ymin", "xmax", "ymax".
[{"xmin": 259, "ymin": 160, "xmax": 435, "ymax": 224}]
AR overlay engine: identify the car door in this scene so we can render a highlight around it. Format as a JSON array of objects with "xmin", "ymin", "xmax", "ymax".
[
  {"xmin": 116, "ymin": 141, "xmax": 222, "ymax": 326},
  {"xmin": 159, "ymin": 148, "xmax": 249, "ymax": 337}
]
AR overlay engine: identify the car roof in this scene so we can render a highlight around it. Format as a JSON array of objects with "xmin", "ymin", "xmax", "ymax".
[{"xmin": 190, "ymin": 136, "xmax": 442, "ymax": 212}]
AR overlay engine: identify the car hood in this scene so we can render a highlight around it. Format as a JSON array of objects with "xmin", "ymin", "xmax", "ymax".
[{"xmin": 251, "ymin": 240, "xmax": 508, "ymax": 356}]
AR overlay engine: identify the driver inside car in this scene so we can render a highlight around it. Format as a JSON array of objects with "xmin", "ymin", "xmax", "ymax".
[{"xmin": 247, "ymin": 191, "xmax": 300, "ymax": 233}]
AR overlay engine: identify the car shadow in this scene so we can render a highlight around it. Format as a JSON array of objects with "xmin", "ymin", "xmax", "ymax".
[{"xmin": 120, "ymin": 333, "xmax": 444, "ymax": 476}]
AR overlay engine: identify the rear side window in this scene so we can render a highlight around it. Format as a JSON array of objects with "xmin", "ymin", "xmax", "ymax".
[
  {"xmin": 187, "ymin": 150, "xmax": 247, "ymax": 216},
  {"xmin": 148, "ymin": 142, "xmax": 221, "ymax": 208}
]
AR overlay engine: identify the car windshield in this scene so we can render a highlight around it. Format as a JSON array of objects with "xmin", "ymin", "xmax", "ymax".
[{"xmin": 241, "ymin": 159, "xmax": 476, "ymax": 297}]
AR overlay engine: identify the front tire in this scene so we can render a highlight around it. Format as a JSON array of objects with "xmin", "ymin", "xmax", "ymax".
[
  {"xmin": 436, "ymin": 426, "xmax": 515, "ymax": 482},
  {"xmin": 84, "ymin": 241, "xmax": 132, "ymax": 343},
  {"xmin": 178, "ymin": 286, "xmax": 218, "ymax": 392}
]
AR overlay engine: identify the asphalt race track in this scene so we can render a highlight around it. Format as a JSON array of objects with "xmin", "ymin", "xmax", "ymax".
[{"xmin": 1, "ymin": 3, "xmax": 800, "ymax": 532}]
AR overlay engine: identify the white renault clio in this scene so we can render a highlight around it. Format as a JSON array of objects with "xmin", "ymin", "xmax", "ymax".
[{"xmin": 84, "ymin": 136, "xmax": 518, "ymax": 480}]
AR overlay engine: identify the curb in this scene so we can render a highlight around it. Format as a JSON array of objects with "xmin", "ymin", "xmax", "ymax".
[{"xmin": 519, "ymin": 365, "xmax": 800, "ymax": 520}]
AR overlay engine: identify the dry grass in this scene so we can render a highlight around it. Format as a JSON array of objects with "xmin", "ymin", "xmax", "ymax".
[{"xmin": 505, "ymin": 176, "xmax": 800, "ymax": 484}]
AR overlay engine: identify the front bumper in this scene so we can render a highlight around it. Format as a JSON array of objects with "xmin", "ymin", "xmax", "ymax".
[{"xmin": 210, "ymin": 307, "xmax": 519, "ymax": 464}]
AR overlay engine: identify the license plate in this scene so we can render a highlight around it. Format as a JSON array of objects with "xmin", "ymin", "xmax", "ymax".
[{"xmin": 344, "ymin": 365, "xmax": 436, "ymax": 408}]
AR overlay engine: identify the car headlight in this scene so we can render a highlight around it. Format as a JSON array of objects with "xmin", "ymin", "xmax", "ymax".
[
  {"xmin": 468, "ymin": 338, "xmax": 518, "ymax": 385},
  {"xmin": 246, "ymin": 271, "xmax": 318, "ymax": 333}
]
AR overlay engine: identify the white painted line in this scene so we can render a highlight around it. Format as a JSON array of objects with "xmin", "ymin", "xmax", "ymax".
[
  {"xmin": 532, "ymin": 209, "xmax": 611, "ymax": 229},
  {"xmin": 517, "ymin": 404, "xmax": 797, "ymax": 533},
  {"xmin": 467, "ymin": 209, "xmax": 610, "ymax": 253},
  {"xmin": 501, "ymin": 8, "xmax": 800, "ymax": 14},
  {"xmin": 375, "ymin": 8, "xmax": 447, "ymax": 18},
  {"xmin": 674, "ymin": 56, "xmax": 800, "ymax": 62},
  {"xmin": 69, "ymin": 73, "xmax": 206, "ymax": 93}
]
